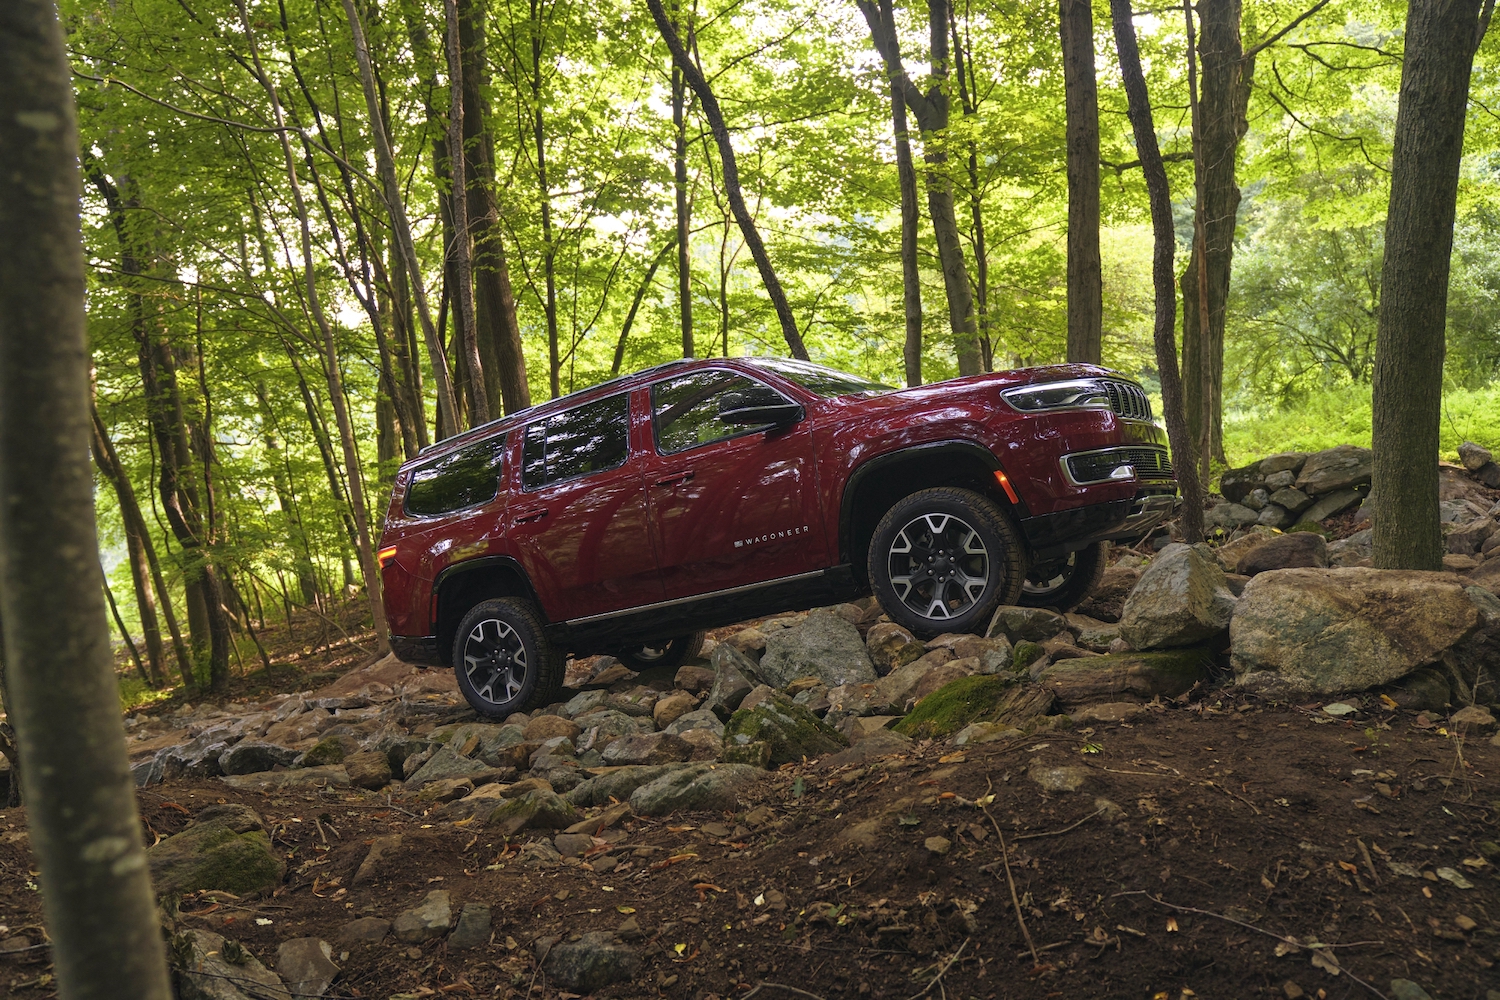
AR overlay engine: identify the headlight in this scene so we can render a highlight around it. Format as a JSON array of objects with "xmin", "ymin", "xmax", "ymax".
[{"xmin": 1001, "ymin": 379, "xmax": 1111, "ymax": 412}]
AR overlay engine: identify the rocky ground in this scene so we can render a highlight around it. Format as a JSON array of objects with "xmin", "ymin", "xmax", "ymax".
[{"xmin": 0, "ymin": 445, "xmax": 1499, "ymax": 999}]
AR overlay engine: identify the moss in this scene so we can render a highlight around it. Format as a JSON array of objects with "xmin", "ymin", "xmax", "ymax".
[
  {"xmin": 894, "ymin": 674, "xmax": 1018, "ymax": 740},
  {"xmin": 723, "ymin": 693, "xmax": 846, "ymax": 766},
  {"xmin": 147, "ymin": 821, "xmax": 283, "ymax": 898},
  {"xmin": 1288, "ymin": 522, "xmax": 1331, "ymax": 537},
  {"xmin": 299, "ymin": 736, "xmax": 348, "ymax": 766},
  {"xmin": 1012, "ymin": 641, "xmax": 1045, "ymax": 671}
]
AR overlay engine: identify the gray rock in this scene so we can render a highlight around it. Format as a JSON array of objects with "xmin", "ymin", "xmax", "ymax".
[
  {"xmin": 1477, "ymin": 461, "xmax": 1500, "ymax": 489},
  {"xmin": 600, "ymin": 732, "xmax": 693, "ymax": 766},
  {"xmin": 218, "ymin": 741, "xmax": 299, "ymax": 776},
  {"xmin": 1262, "ymin": 470, "xmax": 1296, "ymax": 491},
  {"xmin": 487, "ymin": 789, "xmax": 580, "ymax": 835},
  {"xmin": 342, "ymin": 751, "xmax": 392, "ymax": 790},
  {"xmin": 1241, "ymin": 488, "xmax": 1270, "ymax": 511},
  {"xmin": 563, "ymin": 689, "xmax": 611, "ymax": 718},
  {"xmin": 1218, "ymin": 465, "xmax": 1264, "ymax": 503},
  {"xmin": 1232, "ymin": 568, "xmax": 1481, "ymax": 696},
  {"xmin": 865, "ymin": 622, "xmax": 925, "ymax": 675},
  {"xmin": 705, "ymin": 644, "xmax": 757, "ymax": 718},
  {"xmin": 146, "ymin": 811, "xmax": 283, "ymax": 898},
  {"xmin": 406, "ymin": 746, "xmax": 503, "ymax": 790},
  {"xmin": 1118, "ymin": 544, "xmax": 1237, "ymax": 649},
  {"xmin": 275, "ymin": 938, "xmax": 338, "ymax": 998},
  {"xmin": 1236, "ymin": 532, "xmax": 1327, "ymax": 576},
  {"xmin": 986, "ymin": 606, "xmax": 1068, "ymax": 643},
  {"xmin": 392, "ymin": 890, "xmax": 452, "ymax": 944},
  {"xmin": 1267, "ymin": 487, "xmax": 1313, "ymax": 514},
  {"xmin": 1035, "ymin": 649, "xmax": 1211, "ymax": 705},
  {"xmin": 178, "ymin": 930, "xmax": 290, "ymax": 1000},
  {"xmin": 756, "ymin": 610, "xmax": 878, "ymax": 689},
  {"xmin": 1447, "ymin": 516, "xmax": 1497, "ymax": 555},
  {"xmin": 1208, "ymin": 503, "xmax": 1260, "ymax": 529},
  {"xmin": 1295, "ymin": 445, "xmax": 1372, "ymax": 495},
  {"xmin": 1260, "ymin": 451, "xmax": 1309, "ymax": 475},
  {"xmin": 723, "ymin": 690, "xmax": 847, "ymax": 766},
  {"xmin": 448, "ymin": 903, "xmax": 491, "ymax": 949},
  {"xmin": 565, "ymin": 763, "xmax": 692, "ymax": 807},
  {"xmin": 1467, "ymin": 585, "xmax": 1500, "ymax": 625},
  {"xmin": 335, "ymin": 917, "xmax": 389, "ymax": 943},
  {"xmin": 664, "ymin": 708, "xmax": 725, "ymax": 737},
  {"xmin": 1328, "ymin": 528, "xmax": 1372, "ymax": 566},
  {"xmin": 540, "ymin": 931, "xmax": 641, "ymax": 992},
  {"xmin": 628, "ymin": 763, "xmax": 762, "ymax": 816},
  {"xmin": 1459, "ymin": 441, "xmax": 1494, "ymax": 472},
  {"xmin": 1388, "ymin": 981, "xmax": 1434, "ymax": 1000},
  {"xmin": 553, "ymin": 832, "xmax": 596, "ymax": 857},
  {"xmin": 1302, "ymin": 488, "xmax": 1365, "ymax": 523},
  {"xmin": 220, "ymin": 765, "xmax": 350, "ymax": 792},
  {"xmin": 1028, "ymin": 764, "xmax": 1092, "ymax": 793},
  {"xmin": 1255, "ymin": 504, "xmax": 1292, "ymax": 528},
  {"xmin": 574, "ymin": 710, "xmax": 646, "ymax": 753}
]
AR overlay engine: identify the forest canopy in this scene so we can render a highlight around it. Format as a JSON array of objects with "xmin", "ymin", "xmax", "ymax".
[{"xmin": 69, "ymin": 0, "xmax": 1500, "ymax": 688}]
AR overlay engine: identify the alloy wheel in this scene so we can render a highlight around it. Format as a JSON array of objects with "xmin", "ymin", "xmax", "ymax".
[
  {"xmin": 887, "ymin": 512, "xmax": 992, "ymax": 621},
  {"xmin": 1022, "ymin": 552, "xmax": 1076, "ymax": 597},
  {"xmin": 462, "ymin": 618, "xmax": 528, "ymax": 706}
]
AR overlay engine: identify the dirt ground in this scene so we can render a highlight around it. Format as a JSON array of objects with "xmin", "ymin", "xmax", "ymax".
[{"xmin": 3, "ymin": 689, "xmax": 1497, "ymax": 1000}]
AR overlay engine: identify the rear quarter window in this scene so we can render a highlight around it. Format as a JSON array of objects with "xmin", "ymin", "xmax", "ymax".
[{"xmin": 404, "ymin": 435, "xmax": 506, "ymax": 516}]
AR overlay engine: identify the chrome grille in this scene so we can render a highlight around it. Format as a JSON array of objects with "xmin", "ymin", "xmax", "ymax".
[
  {"xmin": 1065, "ymin": 446, "xmax": 1174, "ymax": 484},
  {"xmin": 1102, "ymin": 379, "xmax": 1153, "ymax": 422}
]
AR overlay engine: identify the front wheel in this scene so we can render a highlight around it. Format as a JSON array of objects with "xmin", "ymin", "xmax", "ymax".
[
  {"xmin": 868, "ymin": 487, "xmax": 1026, "ymax": 639},
  {"xmin": 1018, "ymin": 541, "xmax": 1106, "ymax": 613},
  {"xmin": 451, "ymin": 598, "xmax": 562, "ymax": 717},
  {"xmin": 613, "ymin": 631, "xmax": 707, "ymax": 671}
]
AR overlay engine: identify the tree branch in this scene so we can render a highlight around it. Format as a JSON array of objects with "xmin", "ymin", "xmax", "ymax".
[{"xmin": 1244, "ymin": 0, "xmax": 1336, "ymax": 61}]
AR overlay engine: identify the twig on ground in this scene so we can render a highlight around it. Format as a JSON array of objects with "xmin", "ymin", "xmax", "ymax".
[
  {"xmin": 1356, "ymin": 838, "xmax": 1381, "ymax": 886},
  {"xmin": 1014, "ymin": 808, "xmax": 1104, "ymax": 841},
  {"xmin": 1204, "ymin": 779, "xmax": 1263, "ymax": 815},
  {"xmin": 978, "ymin": 778, "xmax": 1040, "ymax": 965},
  {"xmin": 906, "ymin": 937, "xmax": 968, "ymax": 1000},
  {"xmin": 1112, "ymin": 891, "xmax": 1390, "ymax": 1000},
  {"xmin": 742, "ymin": 983, "xmax": 830, "ymax": 1000}
]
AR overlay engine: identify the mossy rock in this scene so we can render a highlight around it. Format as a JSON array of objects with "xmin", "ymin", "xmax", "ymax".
[
  {"xmin": 1287, "ymin": 522, "xmax": 1331, "ymax": 538},
  {"xmin": 723, "ymin": 692, "xmax": 846, "ymax": 766},
  {"xmin": 298, "ymin": 735, "xmax": 350, "ymax": 767},
  {"xmin": 1012, "ymin": 641, "xmax": 1046, "ymax": 671},
  {"xmin": 893, "ymin": 674, "xmax": 1019, "ymax": 740},
  {"xmin": 1033, "ymin": 648, "xmax": 1213, "ymax": 704},
  {"xmin": 146, "ymin": 821, "xmax": 284, "ymax": 898}
]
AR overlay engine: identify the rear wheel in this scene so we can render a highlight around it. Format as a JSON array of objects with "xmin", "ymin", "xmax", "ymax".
[
  {"xmin": 451, "ymin": 598, "xmax": 562, "ymax": 717},
  {"xmin": 613, "ymin": 631, "xmax": 707, "ymax": 671},
  {"xmin": 1018, "ymin": 541, "xmax": 1107, "ymax": 613},
  {"xmin": 868, "ymin": 487, "xmax": 1026, "ymax": 638}
]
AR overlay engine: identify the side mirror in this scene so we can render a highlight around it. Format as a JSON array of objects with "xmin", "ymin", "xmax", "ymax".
[{"xmin": 717, "ymin": 391, "xmax": 803, "ymax": 427}]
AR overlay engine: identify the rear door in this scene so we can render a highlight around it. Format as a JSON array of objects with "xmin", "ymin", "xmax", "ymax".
[
  {"xmin": 643, "ymin": 368, "xmax": 829, "ymax": 600},
  {"xmin": 506, "ymin": 391, "xmax": 663, "ymax": 622}
]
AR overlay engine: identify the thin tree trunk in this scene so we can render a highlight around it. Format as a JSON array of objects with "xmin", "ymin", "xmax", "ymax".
[
  {"xmin": 241, "ymin": 0, "xmax": 390, "ymax": 652},
  {"xmin": 445, "ymin": 0, "xmax": 490, "ymax": 426},
  {"xmin": 0, "ymin": 4, "xmax": 173, "ymax": 993},
  {"xmin": 950, "ymin": 8, "xmax": 990, "ymax": 370},
  {"xmin": 1109, "ymin": 0, "xmax": 1205, "ymax": 543},
  {"xmin": 456, "ymin": 0, "xmax": 531, "ymax": 414},
  {"xmin": 857, "ymin": 0, "xmax": 980, "ymax": 375},
  {"xmin": 1061, "ymin": 0, "xmax": 1103, "ymax": 364},
  {"xmin": 341, "ymin": 0, "xmax": 460, "ymax": 438},
  {"xmin": 672, "ymin": 2, "xmax": 695, "ymax": 359},
  {"xmin": 613, "ymin": 235, "xmax": 679, "ymax": 374},
  {"xmin": 103, "ymin": 573, "xmax": 149, "ymax": 685},
  {"xmin": 1371, "ymin": 0, "xmax": 1491, "ymax": 569},
  {"xmin": 648, "ymin": 0, "xmax": 810, "ymax": 360}
]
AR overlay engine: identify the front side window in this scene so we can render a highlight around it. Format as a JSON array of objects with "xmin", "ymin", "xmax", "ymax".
[
  {"xmin": 521, "ymin": 393, "xmax": 630, "ymax": 490},
  {"xmin": 404, "ymin": 435, "xmax": 506, "ymax": 516},
  {"xmin": 751, "ymin": 357, "xmax": 893, "ymax": 397},
  {"xmin": 652, "ymin": 370, "xmax": 789, "ymax": 454}
]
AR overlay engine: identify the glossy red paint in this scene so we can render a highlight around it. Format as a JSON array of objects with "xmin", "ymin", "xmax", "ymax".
[{"xmin": 377, "ymin": 358, "xmax": 1174, "ymax": 659}]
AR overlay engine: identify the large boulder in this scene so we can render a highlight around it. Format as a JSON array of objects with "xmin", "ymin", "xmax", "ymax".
[
  {"xmin": 893, "ymin": 674, "xmax": 1054, "ymax": 740},
  {"xmin": 723, "ymin": 690, "xmax": 846, "ymax": 766},
  {"xmin": 177, "ymin": 930, "xmax": 290, "ymax": 1000},
  {"xmin": 1118, "ymin": 544, "xmax": 1237, "ymax": 649},
  {"xmin": 1260, "ymin": 452, "xmax": 1308, "ymax": 475},
  {"xmin": 756, "ymin": 610, "xmax": 878, "ymax": 688},
  {"xmin": 1232, "ymin": 568, "xmax": 1481, "ymax": 696},
  {"xmin": 487, "ymin": 789, "xmax": 580, "ymax": 835},
  {"xmin": 1236, "ymin": 531, "xmax": 1327, "ymax": 576},
  {"xmin": 1302, "ymin": 488, "xmax": 1365, "ymax": 523},
  {"xmin": 1033, "ymin": 649, "xmax": 1212, "ymax": 705},
  {"xmin": 146, "ymin": 805, "xmax": 283, "ymax": 898},
  {"xmin": 1458, "ymin": 441, "xmax": 1493, "ymax": 472},
  {"xmin": 1295, "ymin": 445, "xmax": 1372, "ymax": 495},
  {"xmin": 628, "ymin": 762, "xmax": 762, "ymax": 815},
  {"xmin": 541, "ymin": 931, "xmax": 641, "ymax": 992}
]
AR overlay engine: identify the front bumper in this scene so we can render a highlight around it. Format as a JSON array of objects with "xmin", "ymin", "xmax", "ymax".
[
  {"xmin": 390, "ymin": 634, "xmax": 444, "ymax": 667},
  {"xmin": 1019, "ymin": 489, "xmax": 1178, "ymax": 558}
]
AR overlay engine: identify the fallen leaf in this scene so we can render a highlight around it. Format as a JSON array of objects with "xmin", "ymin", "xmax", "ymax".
[
  {"xmin": 1435, "ymin": 867, "xmax": 1474, "ymax": 889},
  {"xmin": 617, "ymin": 906, "xmax": 635, "ymax": 914},
  {"xmin": 1165, "ymin": 918, "xmax": 1179, "ymax": 932},
  {"xmin": 938, "ymin": 752, "xmax": 967, "ymax": 764},
  {"xmin": 1310, "ymin": 950, "xmax": 1341, "ymax": 976}
]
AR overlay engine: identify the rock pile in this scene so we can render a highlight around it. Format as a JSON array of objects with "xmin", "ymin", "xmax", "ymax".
[{"xmin": 1213, "ymin": 445, "xmax": 1371, "ymax": 530}]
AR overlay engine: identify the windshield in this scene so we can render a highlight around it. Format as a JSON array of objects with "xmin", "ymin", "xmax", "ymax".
[{"xmin": 752, "ymin": 358, "xmax": 893, "ymax": 398}]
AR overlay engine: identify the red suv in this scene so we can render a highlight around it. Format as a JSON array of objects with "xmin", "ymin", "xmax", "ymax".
[{"xmin": 377, "ymin": 358, "xmax": 1176, "ymax": 717}]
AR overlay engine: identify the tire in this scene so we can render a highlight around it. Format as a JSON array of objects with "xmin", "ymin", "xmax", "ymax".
[
  {"xmin": 450, "ymin": 597, "xmax": 563, "ymax": 718},
  {"xmin": 867, "ymin": 487, "xmax": 1027, "ymax": 639},
  {"xmin": 613, "ymin": 631, "xmax": 707, "ymax": 671},
  {"xmin": 1018, "ymin": 541, "xmax": 1107, "ymax": 613}
]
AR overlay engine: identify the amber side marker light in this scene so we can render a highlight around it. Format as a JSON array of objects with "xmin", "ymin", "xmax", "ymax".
[
  {"xmin": 993, "ymin": 469, "xmax": 1020, "ymax": 505},
  {"xmin": 377, "ymin": 545, "xmax": 398, "ymax": 568}
]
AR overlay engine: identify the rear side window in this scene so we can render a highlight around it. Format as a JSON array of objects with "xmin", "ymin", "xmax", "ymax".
[
  {"xmin": 521, "ymin": 393, "xmax": 630, "ymax": 490},
  {"xmin": 652, "ymin": 370, "xmax": 789, "ymax": 454},
  {"xmin": 404, "ymin": 435, "xmax": 506, "ymax": 516}
]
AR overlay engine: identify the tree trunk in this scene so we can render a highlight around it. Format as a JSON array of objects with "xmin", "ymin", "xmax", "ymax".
[
  {"xmin": 1180, "ymin": 0, "xmax": 1247, "ymax": 468},
  {"xmin": 342, "ymin": 0, "xmax": 460, "ymax": 438},
  {"xmin": 1061, "ymin": 0, "xmax": 1103, "ymax": 365},
  {"xmin": 1372, "ymin": 0, "xmax": 1489, "ymax": 570},
  {"xmin": 1109, "ymin": 0, "xmax": 1205, "ymax": 543},
  {"xmin": 0, "ymin": 4, "xmax": 174, "ymax": 994},
  {"xmin": 444, "ymin": 0, "xmax": 490, "ymax": 426},
  {"xmin": 613, "ymin": 236, "xmax": 679, "ymax": 374},
  {"xmin": 527, "ymin": 0, "xmax": 565, "ymax": 395},
  {"xmin": 243, "ymin": 0, "xmax": 390, "ymax": 652},
  {"xmin": 857, "ymin": 0, "xmax": 980, "ymax": 376},
  {"xmin": 672, "ymin": 2, "xmax": 695, "ymax": 359},
  {"xmin": 647, "ymin": 0, "xmax": 810, "ymax": 360},
  {"xmin": 457, "ymin": 0, "xmax": 531, "ymax": 414},
  {"xmin": 950, "ymin": 8, "xmax": 991, "ymax": 370}
]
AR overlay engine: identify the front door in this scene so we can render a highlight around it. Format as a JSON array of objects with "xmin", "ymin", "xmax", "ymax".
[
  {"xmin": 506, "ymin": 391, "xmax": 663, "ymax": 622},
  {"xmin": 644, "ymin": 368, "xmax": 829, "ymax": 600}
]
